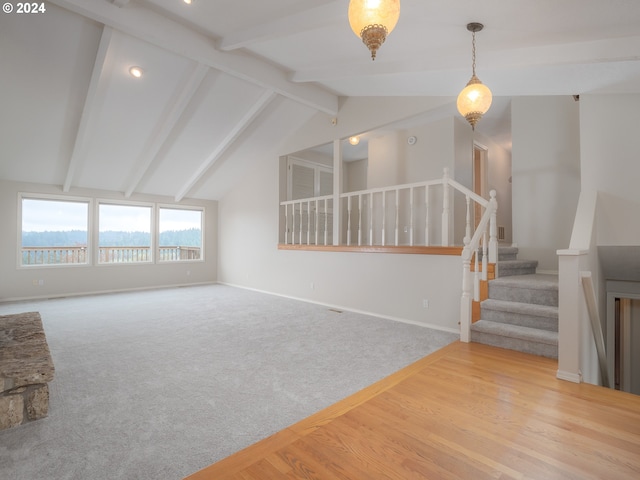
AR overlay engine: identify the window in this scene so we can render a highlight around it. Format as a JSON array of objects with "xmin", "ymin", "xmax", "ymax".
[
  {"xmin": 158, "ymin": 207, "xmax": 203, "ymax": 261},
  {"xmin": 20, "ymin": 196, "xmax": 90, "ymax": 266},
  {"xmin": 98, "ymin": 203, "xmax": 152, "ymax": 264},
  {"xmin": 287, "ymin": 157, "xmax": 333, "ymax": 200}
]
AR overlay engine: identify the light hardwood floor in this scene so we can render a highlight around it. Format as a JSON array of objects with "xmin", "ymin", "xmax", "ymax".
[{"xmin": 185, "ymin": 341, "xmax": 640, "ymax": 480}]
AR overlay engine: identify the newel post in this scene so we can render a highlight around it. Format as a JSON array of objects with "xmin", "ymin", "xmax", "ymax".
[
  {"xmin": 460, "ymin": 246, "xmax": 472, "ymax": 342},
  {"xmin": 442, "ymin": 168, "xmax": 450, "ymax": 246},
  {"xmin": 488, "ymin": 189, "xmax": 498, "ymax": 264}
]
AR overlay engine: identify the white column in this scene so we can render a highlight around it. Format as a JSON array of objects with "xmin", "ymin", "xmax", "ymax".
[
  {"xmin": 557, "ymin": 249, "xmax": 586, "ymax": 383},
  {"xmin": 332, "ymin": 139, "xmax": 342, "ymax": 246},
  {"xmin": 442, "ymin": 168, "xmax": 450, "ymax": 246}
]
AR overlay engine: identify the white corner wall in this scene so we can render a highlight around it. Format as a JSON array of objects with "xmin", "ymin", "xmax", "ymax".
[
  {"xmin": 511, "ymin": 96, "xmax": 581, "ymax": 272},
  {"xmin": 0, "ymin": 180, "xmax": 217, "ymax": 301},
  {"xmin": 580, "ymin": 94, "xmax": 640, "ymax": 245}
]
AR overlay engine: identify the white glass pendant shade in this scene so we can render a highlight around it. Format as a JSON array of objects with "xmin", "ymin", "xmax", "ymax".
[
  {"xmin": 348, "ymin": 0, "xmax": 400, "ymax": 60},
  {"xmin": 457, "ymin": 75, "xmax": 492, "ymax": 130}
]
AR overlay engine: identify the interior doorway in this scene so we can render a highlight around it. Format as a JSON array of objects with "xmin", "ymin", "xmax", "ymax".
[{"xmin": 473, "ymin": 142, "xmax": 488, "ymax": 230}]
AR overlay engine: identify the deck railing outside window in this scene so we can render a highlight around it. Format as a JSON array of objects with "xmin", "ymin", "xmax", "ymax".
[{"xmin": 21, "ymin": 246, "xmax": 201, "ymax": 265}]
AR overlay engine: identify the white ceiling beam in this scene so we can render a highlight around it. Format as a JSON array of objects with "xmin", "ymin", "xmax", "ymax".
[
  {"xmin": 124, "ymin": 62, "xmax": 210, "ymax": 198},
  {"xmin": 175, "ymin": 90, "xmax": 276, "ymax": 202},
  {"xmin": 63, "ymin": 26, "xmax": 114, "ymax": 192},
  {"xmin": 49, "ymin": 0, "xmax": 338, "ymax": 115},
  {"xmin": 291, "ymin": 35, "xmax": 640, "ymax": 84},
  {"xmin": 219, "ymin": 1, "xmax": 341, "ymax": 51}
]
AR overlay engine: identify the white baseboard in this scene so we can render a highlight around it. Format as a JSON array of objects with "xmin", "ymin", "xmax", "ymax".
[
  {"xmin": 556, "ymin": 369, "xmax": 582, "ymax": 383},
  {"xmin": 219, "ymin": 281, "xmax": 459, "ymax": 335}
]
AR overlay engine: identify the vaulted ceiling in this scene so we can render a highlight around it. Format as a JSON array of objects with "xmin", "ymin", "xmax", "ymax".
[{"xmin": 1, "ymin": 0, "xmax": 639, "ymax": 201}]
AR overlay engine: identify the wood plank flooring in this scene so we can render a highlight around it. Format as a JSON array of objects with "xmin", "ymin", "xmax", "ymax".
[{"xmin": 185, "ymin": 341, "xmax": 640, "ymax": 480}]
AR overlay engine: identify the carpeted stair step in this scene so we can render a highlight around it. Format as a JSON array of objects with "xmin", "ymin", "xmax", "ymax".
[
  {"xmin": 489, "ymin": 274, "xmax": 558, "ymax": 307},
  {"xmin": 470, "ymin": 319, "xmax": 558, "ymax": 359},
  {"xmin": 498, "ymin": 259, "xmax": 538, "ymax": 277},
  {"xmin": 477, "ymin": 246, "xmax": 519, "ymax": 261},
  {"xmin": 480, "ymin": 298, "xmax": 558, "ymax": 332}
]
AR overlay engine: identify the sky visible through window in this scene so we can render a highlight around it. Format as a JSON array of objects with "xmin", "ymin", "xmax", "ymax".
[
  {"xmin": 22, "ymin": 198, "xmax": 88, "ymax": 232},
  {"xmin": 99, "ymin": 204, "xmax": 151, "ymax": 233}
]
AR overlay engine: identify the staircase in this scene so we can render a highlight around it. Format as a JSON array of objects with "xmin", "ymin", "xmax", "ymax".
[{"xmin": 470, "ymin": 247, "xmax": 559, "ymax": 359}]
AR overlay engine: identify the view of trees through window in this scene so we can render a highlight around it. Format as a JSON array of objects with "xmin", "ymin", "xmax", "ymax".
[
  {"xmin": 21, "ymin": 198, "xmax": 89, "ymax": 265},
  {"xmin": 98, "ymin": 203, "xmax": 152, "ymax": 263},
  {"xmin": 20, "ymin": 196, "xmax": 203, "ymax": 266},
  {"xmin": 159, "ymin": 208, "xmax": 203, "ymax": 261}
]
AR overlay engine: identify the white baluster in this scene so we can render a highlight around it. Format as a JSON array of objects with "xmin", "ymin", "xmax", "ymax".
[
  {"xmin": 369, "ymin": 192, "xmax": 373, "ymax": 246},
  {"xmin": 298, "ymin": 201, "xmax": 303, "ymax": 245},
  {"xmin": 395, "ymin": 189, "xmax": 400, "ymax": 246},
  {"xmin": 307, "ymin": 201, "xmax": 311, "ymax": 245},
  {"xmin": 442, "ymin": 168, "xmax": 450, "ymax": 246},
  {"xmin": 409, "ymin": 187, "xmax": 414, "ymax": 246},
  {"xmin": 347, "ymin": 196, "xmax": 352, "ymax": 246},
  {"xmin": 358, "ymin": 195, "xmax": 363, "ymax": 246},
  {"xmin": 382, "ymin": 192, "xmax": 387, "ymax": 246},
  {"xmin": 425, "ymin": 185, "xmax": 430, "ymax": 246},
  {"xmin": 464, "ymin": 195, "xmax": 471, "ymax": 246},
  {"xmin": 324, "ymin": 198, "xmax": 329, "ymax": 246},
  {"xmin": 291, "ymin": 204, "xmax": 297, "ymax": 244},
  {"xmin": 474, "ymin": 244, "xmax": 480, "ymax": 302},
  {"xmin": 284, "ymin": 204, "xmax": 288, "ymax": 245},
  {"xmin": 489, "ymin": 190, "xmax": 498, "ymax": 264},
  {"xmin": 482, "ymin": 231, "xmax": 488, "ymax": 281},
  {"xmin": 315, "ymin": 199, "xmax": 319, "ymax": 246}
]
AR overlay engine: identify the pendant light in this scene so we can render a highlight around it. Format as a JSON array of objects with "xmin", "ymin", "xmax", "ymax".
[
  {"xmin": 457, "ymin": 23, "xmax": 492, "ymax": 130},
  {"xmin": 348, "ymin": 0, "xmax": 400, "ymax": 60}
]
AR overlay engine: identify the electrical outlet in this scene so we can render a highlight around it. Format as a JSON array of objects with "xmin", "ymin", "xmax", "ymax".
[
  {"xmin": 310, "ymin": 282, "xmax": 315, "ymax": 290},
  {"xmin": 422, "ymin": 299, "xmax": 429, "ymax": 308}
]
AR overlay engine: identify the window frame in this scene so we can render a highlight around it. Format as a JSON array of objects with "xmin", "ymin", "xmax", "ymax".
[
  {"xmin": 156, "ymin": 204, "xmax": 205, "ymax": 263},
  {"xmin": 17, "ymin": 192, "xmax": 93, "ymax": 269},
  {"xmin": 96, "ymin": 199, "xmax": 155, "ymax": 266}
]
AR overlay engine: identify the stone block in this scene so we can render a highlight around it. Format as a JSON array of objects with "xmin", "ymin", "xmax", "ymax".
[
  {"xmin": 0, "ymin": 394, "xmax": 24, "ymax": 429},
  {"xmin": 26, "ymin": 384, "xmax": 49, "ymax": 420},
  {"xmin": 0, "ymin": 311, "xmax": 54, "ymax": 429}
]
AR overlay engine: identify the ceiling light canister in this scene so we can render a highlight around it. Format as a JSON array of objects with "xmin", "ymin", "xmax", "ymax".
[
  {"xmin": 348, "ymin": 0, "xmax": 400, "ymax": 61},
  {"xmin": 457, "ymin": 23, "xmax": 492, "ymax": 130},
  {"xmin": 349, "ymin": 136, "xmax": 360, "ymax": 146}
]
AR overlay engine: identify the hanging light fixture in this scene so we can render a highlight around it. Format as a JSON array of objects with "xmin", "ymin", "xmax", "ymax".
[
  {"xmin": 348, "ymin": 0, "xmax": 400, "ymax": 60},
  {"xmin": 457, "ymin": 22, "xmax": 492, "ymax": 130}
]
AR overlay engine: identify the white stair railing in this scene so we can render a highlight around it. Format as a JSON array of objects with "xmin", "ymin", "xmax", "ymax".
[
  {"xmin": 459, "ymin": 190, "xmax": 498, "ymax": 342},
  {"xmin": 280, "ymin": 169, "xmax": 498, "ymax": 342},
  {"xmin": 281, "ymin": 195, "xmax": 333, "ymax": 246}
]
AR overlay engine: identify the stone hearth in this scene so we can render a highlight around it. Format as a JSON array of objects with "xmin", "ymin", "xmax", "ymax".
[{"xmin": 0, "ymin": 312, "xmax": 55, "ymax": 430}]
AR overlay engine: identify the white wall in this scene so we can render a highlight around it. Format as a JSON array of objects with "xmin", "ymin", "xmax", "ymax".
[
  {"xmin": 0, "ymin": 180, "xmax": 217, "ymax": 301},
  {"xmin": 219, "ymin": 100, "xmax": 471, "ymax": 332},
  {"xmin": 218, "ymin": 147, "xmax": 462, "ymax": 331},
  {"xmin": 511, "ymin": 96, "xmax": 581, "ymax": 272},
  {"xmin": 580, "ymin": 94, "xmax": 640, "ymax": 245}
]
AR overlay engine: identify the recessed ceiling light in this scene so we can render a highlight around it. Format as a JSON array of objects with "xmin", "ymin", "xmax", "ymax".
[
  {"xmin": 129, "ymin": 66, "xmax": 143, "ymax": 78},
  {"xmin": 183, "ymin": 0, "xmax": 192, "ymax": 4},
  {"xmin": 349, "ymin": 136, "xmax": 360, "ymax": 146}
]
